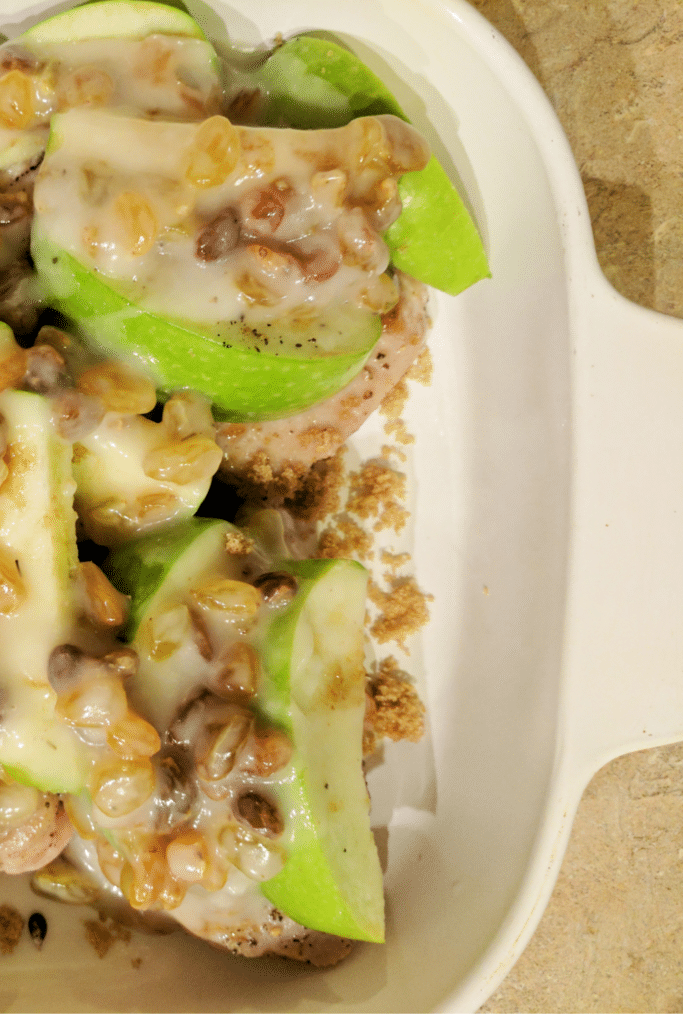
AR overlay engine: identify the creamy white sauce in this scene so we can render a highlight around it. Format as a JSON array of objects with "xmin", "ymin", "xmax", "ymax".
[
  {"xmin": 33, "ymin": 108, "xmax": 410, "ymax": 337},
  {"xmin": 1, "ymin": 35, "xmax": 221, "ymax": 127}
]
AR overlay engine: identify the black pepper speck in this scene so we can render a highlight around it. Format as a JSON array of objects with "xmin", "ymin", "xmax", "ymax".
[{"xmin": 28, "ymin": 912, "xmax": 47, "ymax": 949}]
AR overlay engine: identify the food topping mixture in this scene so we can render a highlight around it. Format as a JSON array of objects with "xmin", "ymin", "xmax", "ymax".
[
  {"xmin": 0, "ymin": 0, "xmax": 489, "ymax": 971},
  {"xmin": 34, "ymin": 108, "xmax": 429, "ymax": 345}
]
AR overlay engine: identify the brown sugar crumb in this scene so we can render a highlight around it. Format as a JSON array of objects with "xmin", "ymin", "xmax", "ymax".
[
  {"xmin": 297, "ymin": 424, "xmax": 344, "ymax": 456},
  {"xmin": 317, "ymin": 516, "xmax": 372, "ymax": 561},
  {"xmin": 0, "ymin": 905, "xmax": 23, "ymax": 954},
  {"xmin": 365, "ymin": 656, "xmax": 425, "ymax": 745},
  {"xmin": 338, "ymin": 391, "xmax": 367, "ymax": 420},
  {"xmin": 405, "ymin": 345, "xmax": 433, "ymax": 386},
  {"xmin": 347, "ymin": 462, "xmax": 408, "ymax": 532},
  {"xmin": 381, "ymin": 443, "xmax": 407, "ymax": 464},
  {"xmin": 380, "ymin": 550, "xmax": 411, "ymax": 571},
  {"xmin": 384, "ymin": 418, "xmax": 415, "ymax": 446},
  {"xmin": 368, "ymin": 575, "xmax": 432, "ymax": 647},
  {"xmin": 221, "ymin": 451, "xmax": 308, "ymax": 507},
  {"xmin": 285, "ymin": 450, "xmax": 347, "ymax": 522},
  {"xmin": 376, "ymin": 501, "xmax": 408, "ymax": 533},
  {"xmin": 83, "ymin": 915, "xmax": 131, "ymax": 958},
  {"xmin": 243, "ymin": 449, "xmax": 276, "ymax": 485},
  {"xmin": 225, "ymin": 531, "xmax": 254, "ymax": 555},
  {"xmin": 379, "ymin": 378, "xmax": 409, "ymax": 419},
  {"xmin": 224, "ymin": 449, "xmax": 346, "ymax": 519}
]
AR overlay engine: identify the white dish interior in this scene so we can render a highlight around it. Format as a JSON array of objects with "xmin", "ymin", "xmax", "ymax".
[{"xmin": 2, "ymin": 0, "xmax": 683, "ymax": 1012}]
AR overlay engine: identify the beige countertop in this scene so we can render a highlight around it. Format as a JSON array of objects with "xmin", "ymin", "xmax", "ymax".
[{"xmin": 471, "ymin": 0, "xmax": 683, "ymax": 1014}]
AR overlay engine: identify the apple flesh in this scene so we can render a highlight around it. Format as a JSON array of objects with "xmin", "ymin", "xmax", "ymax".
[
  {"xmin": 0, "ymin": 384, "xmax": 90, "ymax": 793},
  {"xmin": 260, "ymin": 34, "xmax": 490, "ymax": 296}
]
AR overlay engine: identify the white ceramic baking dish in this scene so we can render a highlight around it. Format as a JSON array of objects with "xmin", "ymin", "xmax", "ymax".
[{"xmin": 2, "ymin": 0, "xmax": 683, "ymax": 1012}]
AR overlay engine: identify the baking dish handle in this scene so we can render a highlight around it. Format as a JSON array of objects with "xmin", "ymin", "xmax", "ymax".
[{"xmin": 563, "ymin": 272, "xmax": 683, "ymax": 782}]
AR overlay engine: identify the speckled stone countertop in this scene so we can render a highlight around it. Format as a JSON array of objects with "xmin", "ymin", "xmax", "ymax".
[{"xmin": 471, "ymin": 1, "xmax": 683, "ymax": 1014}]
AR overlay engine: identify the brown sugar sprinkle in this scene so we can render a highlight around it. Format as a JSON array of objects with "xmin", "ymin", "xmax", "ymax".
[
  {"xmin": 221, "ymin": 449, "xmax": 305, "ymax": 508},
  {"xmin": 405, "ymin": 344, "xmax": 433, "ymax": 385},
  {"xmin": 378, "ymin": 352, "xmax": 433, "ymax": 446},
  {"xmin": 379, "ymin": 380, "xmax": 414, "ymax": 445},
  {"xmin": 365, "ymin": 656, "xmax": 425, "ymax": 745},
  {"xmin": 0, "ymin": 904, "xmax": 23, "ymax": 954},
  {"xmin": 297, "ymin": 424, "xmax": 344, "ymax": 456},
  {"xmin": 283, "ymin": 449, "xmax": 346, "ymax": 522},
  {"xmin": 224, "ymin": 530, "xmax": 254, "ymax": 556},
  {"xmin": 83, "ymin": 914, "xmax": 131, "ymax": 958},
  {"xmin": 384, "ymin": 418, "xmax": 415, "ymax": 447},
  {"xmin": 380, "ymin": 550, "xmax": 411, "ymax": 571},
  {"xmin": 347, "ymin": 462, "xmax": 408, "ymax": 533},
  {"xmin": 381, "ymin": 443, "xmax": 407, "ymax": 464},
  {"xmin": 379, "ymin": 377, "xmax": 409, "ymax": 420},
  {"xmin": 317, "ymin": 516, "xmax": 372, "ymax": 561},
  {"xmin": 368, "ymin": 576, "xmax": 432, "ymax": 648}
]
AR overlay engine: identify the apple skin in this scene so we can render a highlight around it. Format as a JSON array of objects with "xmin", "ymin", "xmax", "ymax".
[
  {"xmin": 260, "ymin": 557, "xmax": 385, "ymax": 944},
  {"xmin": 260, "ymin": 34, "xmax": 490, "ymax": 296},
  {"xmin": 0, "ymin": 387, "xmax": 90, "ymax": 794},
  {"xmin": 20, "ymin": 0, "xmax": 208, "ymax": 45},
  {"xmin": 103, "ymin": 516, "xmax": 232, "ymax": 643},
  {"xmin": 31, "ymin": 228, "xmax": 382, "ymax": 423}
]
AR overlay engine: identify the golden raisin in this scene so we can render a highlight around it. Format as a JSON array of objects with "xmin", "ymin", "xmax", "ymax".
[
  {"xmin": 185, "ymin": 115, "xmax": 241, "ymax": 189},
  {"xmin": 114, "ymin": 190, "xmax": 158, "ymax": 257},
  {"xmin": 0, "ymin": 70, "xmax": 34, "ymax": 129},
  {"xmin": 77, "ymin": 361, "xmax": 157, "ymax": 415}
]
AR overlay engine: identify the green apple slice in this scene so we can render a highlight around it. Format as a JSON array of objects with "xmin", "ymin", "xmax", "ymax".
[
  {"xmin": 19, "ymin": 1, "xmax": 208, "ymax": 45},
  {"xmin": 103, "ymin": 517, "xmax": 255, "ymax": 729},
  {"xmin": 260, "ymin": 34, "xmax": 490, "ymax": 296},
  {"xmin": 104, "ymin": 517, "xmax": 235, "ymax": 643},
  {"xmin": 31, "ymin": 231, "xmax": 381, "ymax": 420},
  {"xmin": 0, "ymin": 385, "xmax": 90, "ymax": 792},
  {"xmin": 31, "ymin": 106, "xmax": 388, "ymax": 420},
  {"xmin": 259, "ymin": 557, "xmax": 384, "ymax": 943},
  {"xmin": 104, "ymin": 519, "xmax": 383, "ymax": 942},
  {"xmin": 16, "ymin": 0, "xmax": 219, "ymax": 97},
  {"xmin": 72, "ymin": 410, "xmax": 220, "ymax": 548}
]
